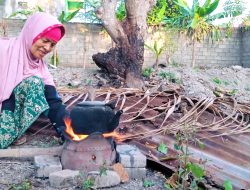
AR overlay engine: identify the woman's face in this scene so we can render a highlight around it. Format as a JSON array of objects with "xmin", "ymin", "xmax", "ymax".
[{"xmin": 30, "ymin": 37, "xmax": 57, "ymax": 59}]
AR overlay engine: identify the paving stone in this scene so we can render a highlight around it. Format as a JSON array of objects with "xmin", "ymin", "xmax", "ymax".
[
  {"xmin": 88, "ymin": 170, "xmax": 121, "ymax": 188},
  {"xmin": 49, "ymin": 169, "xmax": 80, "ymax": 188},
  {"xmin": 34, "ymin": 155, "xmax": 62, "ymax": 178},
  {"xmin": 125, "ymin": 167, "xmax": 147, "ymax": 180},
  {"xmin": 116, "ymin": 144, "xmax": 147, "ymax": 168}
]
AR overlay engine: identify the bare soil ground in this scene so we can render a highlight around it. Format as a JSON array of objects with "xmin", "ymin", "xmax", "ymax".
[
  {"xmin": 0, "ymin": 133, "xmax": 167, "ymax": 190},
  {"xmin": 50, "ymin": 65, "xmax": 250, "ymax": 104},
  {"xmin": 1, "ymin": 64, "xmax": 249, "ymax": 190}
]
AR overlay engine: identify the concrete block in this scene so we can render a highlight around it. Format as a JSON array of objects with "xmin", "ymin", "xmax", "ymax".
[
  {"xmin": 49, "ymin": 169, "xmax": 80, "ymax": 188},
  {"xmin": 3, "ymin": 18, "xmax": 249, "ymax": 69},
  {"xmin": 88, "ymin": 170, "xmax": 121, "ymax": 188},
  {"xmin": 34, "ymin": 155, "xmax": 62, "ymax": 178},
  {"xmin": 125, "ymin": 167, "xmax": 147, "ymax": 180},
  {"xmin": 116, "ymin": 144, "xmax": 146, "ymax": 168}
]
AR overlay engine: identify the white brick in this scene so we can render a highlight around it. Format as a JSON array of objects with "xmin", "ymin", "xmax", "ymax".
[
  {"xmin": 49, "ymin": 169, "xmax": 80, "ymax": 188},
  {"xmin": 34, "ymin": 155, "xmax": 62, "ymax": 178},
  {"xmin": 88, "ymin": 170, "xmax": 121, "ymax": 188},
  {"xmin": 125, "ymin": 167, "xmax": 147, "ymax": 180},
  {"xmin": 116, "ymin": 144, "xmax": 146, "ymax": 168}
]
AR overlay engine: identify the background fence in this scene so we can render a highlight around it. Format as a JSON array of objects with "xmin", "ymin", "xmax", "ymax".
[{"xmin": 1, "ymin": 13, "xmax": 250, "ymax": 68}]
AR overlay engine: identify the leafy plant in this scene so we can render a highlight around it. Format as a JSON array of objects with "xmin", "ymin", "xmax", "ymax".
[
  {"xmin": 164, "ymin": 183, "xmax": 173, "ymax": 189},
  {"xmin": 242, "ymin": 16, "xmax": 250, "ymax": 31},
  {"xmin": 145, "ymin": 41, "xmax": 166, "ymax": 70},
  {"xmin": 99, "ymin": 161, "xmax": 108, "ymax": 176},
  {"xmin": 212, "ymin": 77, "xmax": 222, "ymax": 85},
  {"xmin": 116, "ymin": 0, "xmax": 126, "ymax": 21},
  {"xmin": 10, "ymin": 179, "xmax": 31, "ymax": 190},
  {"xmin": 158, "ymin": 142, "xmax": 168, "ymax": 154},
  {"xmin": 146, "ymin": 28, "xmax": 178, "ymax": 66},
  {"xmin": 143, "ymin": 180, "xmax": 155, "ymax": 187},
  {"xmin": 142, "ymin": 67, "xmax": 154, "ymax": 78},
  {"xmin": 9, "ymin": 5, "xmax": 79, "ymax": 23},
  {"xmin": 147, "ymin": 0, "xmax": 181, "ymax": 26},
  {"xmin": 223, "ymin": 0, "xmax": 246, "ymax": 17},
  {"xmin": 228, "ymin": 89, "xmax": 238, "ymax": 96},
  {"xmin": 224, "ymin": 179, "xmax": 233, "ymax": 190},
  {"xmin": 79, "ymin": 0, "xmax": 179, "ymax": 26},
  {"xmin": 196, "ymin": 138, "xmax": 205, "ymax": 150},
  {"xmin": 214, "ymin": 87, "xmax": 238, "ymax": 97},
  {"xmin": 165, "ymin": 126, "xmax": 206, "ymax": 189},
  {"xmin": 9, "ymin": 6, "xmax": 44, "ymax": 18},
  {"xmin": 147, "ymin": 0, "xmax": 167, "ymax": 26},
  {"xmin": 58, "ymin": 9, "xmax": 80, "ymax": 23},
  {"xmin": 175, "ymin": 0, "xmax": 221, "ymax": 67},
  {"xmin": 79, "ymin": 0, "xmax": 105, "ymax": 23},
  {"xmin": 82, "ymin": 177, "xmax": 95, "ymax": 190},
  {"xmin": 164, "ymin": 0, "xmax": 241, "ymax": 67},
  {"xmin": 186, "ymin": 162, "xmax": 205, "ymax": 178},
  {"xmin": 67, "ymin": 0, "xmax": 84, "ymax": 13},
  {"xmin": 212, "ymin": 77, "xmax": 230, "ymax": 86},
  {"xmin": 159, "ymin": 71, "xmax": 173, "ymax": 80},
  {"xmin": 159, "ymin": 71, "xmax": 180, "ymax": 83}
]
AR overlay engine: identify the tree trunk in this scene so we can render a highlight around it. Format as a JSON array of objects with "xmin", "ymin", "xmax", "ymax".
[{"xmin": 92, "ymin": 0, "xmax": 156, "ymax": 89}]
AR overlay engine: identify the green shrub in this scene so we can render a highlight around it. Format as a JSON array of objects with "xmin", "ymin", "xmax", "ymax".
[{"xmin": 142, "ymin": 67, "xmax": 154, "ymax": 78}]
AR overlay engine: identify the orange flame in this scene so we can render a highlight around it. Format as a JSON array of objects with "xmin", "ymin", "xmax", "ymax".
[{"xmin": 64, "ymin": 117, "xmax": 124, "ymax": 142}]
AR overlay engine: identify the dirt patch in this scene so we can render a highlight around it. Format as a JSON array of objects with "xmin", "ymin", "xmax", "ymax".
[
  {"xmin": 1, "ymin": 64, "xmax": 249, "ymax": 189},
  {"xmin": 50, "ymin": 65, "xmax": 250, "ymax": 104},
  {"xmin": 0, "ymin": 157, "xmax": 166, "ymax": 190},
  {"xmin": 0, "ymin": 132, "xmax": 167, "ymax": 190}
]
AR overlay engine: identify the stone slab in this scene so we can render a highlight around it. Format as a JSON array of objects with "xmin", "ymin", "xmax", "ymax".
[
  {"xmin": 125, "ymin": 167, "xmax": 147, "ymax": 180},
  {"xmin": 49, "ymin": 169, "xmax": 80, "ymax": 188},
  {"xmin": 88, "ymin": 170, "xmax": 121, "ymax": 188},
  {"xmin": 34, "ymin": 155, "xmax": 62, "ymax": 178},
  {"xmin": 116, "ymin": 144, "xmax": 146, "ymax": 168}
]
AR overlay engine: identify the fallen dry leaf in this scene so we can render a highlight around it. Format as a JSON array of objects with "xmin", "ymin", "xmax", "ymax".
[{"xmin": 166, "ymin": 172, "xmax": 178, "ymax": 188}]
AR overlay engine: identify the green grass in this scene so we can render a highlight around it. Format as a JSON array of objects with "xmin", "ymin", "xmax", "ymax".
[
  {"xmin": 11, "ymin": 179, "xmax": 31, "ymax": 190},
  {"xmin": 142, "ymin": 67, "xmax": 154, "ymax": 78},
  {"xmin": 159, "ymin": 71, "xmax": 181, "ymax": 83}
]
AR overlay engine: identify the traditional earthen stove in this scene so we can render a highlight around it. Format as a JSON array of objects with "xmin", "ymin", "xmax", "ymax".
[{"xmin": 60, "ymin": 101, "xmax": 123, "ymax": 172}]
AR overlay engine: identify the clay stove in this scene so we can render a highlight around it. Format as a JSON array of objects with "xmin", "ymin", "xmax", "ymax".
[{"xmin": 60, "ymin": 101, "xmax": 123, "ymax": 172}]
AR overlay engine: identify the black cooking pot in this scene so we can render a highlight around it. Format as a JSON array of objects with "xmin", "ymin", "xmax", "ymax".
[{"xmin": 70, "ymin": 101, "xmax": 123, "ymax": 135}]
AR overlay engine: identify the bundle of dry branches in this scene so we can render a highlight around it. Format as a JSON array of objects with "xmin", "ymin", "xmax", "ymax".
[{"xmin": 58, "ymin": 85, "xmax": 250, "ymax": 141}]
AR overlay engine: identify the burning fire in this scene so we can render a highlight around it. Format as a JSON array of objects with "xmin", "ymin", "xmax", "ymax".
[{"xmin": 64, "ymin": 117, "xmax": 124, "ymax": 141}]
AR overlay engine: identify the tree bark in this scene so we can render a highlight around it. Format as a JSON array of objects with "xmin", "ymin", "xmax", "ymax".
[{"xmin": 93, "ymin": 0, "xmax": 156, "ymax": 89}]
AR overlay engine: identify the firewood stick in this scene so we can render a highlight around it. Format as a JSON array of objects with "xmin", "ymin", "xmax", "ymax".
[{"xmin": 0, "ymin": 146, "xmax": 63, "ymax": 158}]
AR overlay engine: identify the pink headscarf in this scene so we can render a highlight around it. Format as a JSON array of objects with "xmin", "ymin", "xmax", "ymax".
[
  {"xmin": 33, "ymin": 25, "xmax": 63, "ymax": 44},
  {"xmin": 0, "ymin": 12, "xmax": 65, "ymax": 111}
]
